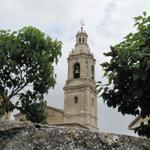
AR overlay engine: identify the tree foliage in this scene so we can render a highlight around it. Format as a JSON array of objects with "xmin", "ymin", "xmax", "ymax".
[
  {"xmin": 99, "ymin": 12, "xmax": 150, "ymax": 138},
  {"xmin": 0, "ymin": 26, "xmax": 62, "ymax": 123}
]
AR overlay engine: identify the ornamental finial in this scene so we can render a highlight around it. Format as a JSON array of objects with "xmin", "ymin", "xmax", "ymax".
[{"xmin": 80, "ymin": 20, "xmax": 85, "ymax": 32}]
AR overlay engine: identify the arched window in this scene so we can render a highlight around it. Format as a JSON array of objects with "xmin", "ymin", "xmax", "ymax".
[
  {"xmin": 83, "ymin": 38, "xmax": 85, "ymax": 43},
  {"xmin": 79, "ymin": 38, "xmax": 81, "ymax": 43},
  {"xmin": 74, "ymin": 63, "xmax": 80, "ymax": 78}
]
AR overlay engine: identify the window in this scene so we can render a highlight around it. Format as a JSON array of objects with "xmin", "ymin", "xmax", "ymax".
[
  {"xmin": 79, "ymin": 38, "xmax": 81, "ymax": 43},
  {"xmin": 83, "ymin": 38, "xmax": 85, "ymax": 43},
  {"xmin": 74, "ymin": 96, "xmax": 78, "ymax": 104},
  {"xmin": 91, "ymin": 65, "xmax": 94, "ymax": 79},
  {"xmin": 74, "ymin": 63, "xmax": 80, "ymax": 78}
]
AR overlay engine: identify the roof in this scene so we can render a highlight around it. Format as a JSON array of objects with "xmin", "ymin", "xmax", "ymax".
[
  {"xmin": 128, "ymin": 116, "xmax": 141, "ymax": 130},
  {"xmin": 128, "ymin": 115, "xmax": 150, "ymax": 130},
  {"xmin": 46, "ymin": 105, "xmax": 64, "ymax": 113},
  {"xmin": 14, "ymin": 105, "xmax": 64, "ymax": 117}
]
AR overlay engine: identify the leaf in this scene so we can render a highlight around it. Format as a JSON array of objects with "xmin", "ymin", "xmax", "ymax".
[
  {"xmin": 108, "ymin": 73, "xmax": 114, "ymax": 84},
  {"xmin": 104, "ymin": 87, "xmax": 108, "ymax": 92},
  {"xmin": 134, "ymin": 16, "xmax": 142, "ymax": 21},
  {"xmin": 132, "ymin": 73, "xmax": 139, "ymax": 81}
]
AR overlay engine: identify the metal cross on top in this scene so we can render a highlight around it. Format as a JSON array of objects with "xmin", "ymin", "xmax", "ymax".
[{"xmin": 80, "ymin": 20, "xmax": 85, "ymax": 32}]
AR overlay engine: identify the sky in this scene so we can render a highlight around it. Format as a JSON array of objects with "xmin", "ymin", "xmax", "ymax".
[{"xmin": 1, "ymin": 0, "xmax": 150, "ymax": 136}]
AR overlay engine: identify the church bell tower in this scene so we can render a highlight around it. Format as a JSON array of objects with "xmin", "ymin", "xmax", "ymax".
[{"xmin": 63, "ymin": 27, "xmax": 98, "ymax": 130}]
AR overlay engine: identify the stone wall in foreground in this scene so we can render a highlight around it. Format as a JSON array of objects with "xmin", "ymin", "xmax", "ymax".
[{"xmin": 0, "ymin": 120, "xmax": 150, "ymax": 150}]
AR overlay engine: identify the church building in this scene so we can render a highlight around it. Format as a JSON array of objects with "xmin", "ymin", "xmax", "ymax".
[{"xmin": 14, "ymin": 27, "xmax": 98, "ymax": 130}]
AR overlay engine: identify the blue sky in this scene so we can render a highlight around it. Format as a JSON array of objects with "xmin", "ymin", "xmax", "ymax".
[{"xmin": 1, "ymin": 0, "xmax": 150, "ymax": 136}]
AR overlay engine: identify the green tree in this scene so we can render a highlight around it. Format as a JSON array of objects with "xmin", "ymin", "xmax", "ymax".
[
  {"xmin": 0, "ymin": 26, "xmax": 62, "ymax": 123},
  {"xmin": 99, "ymin": 12, "xmax": 150, "ymax": 138}
]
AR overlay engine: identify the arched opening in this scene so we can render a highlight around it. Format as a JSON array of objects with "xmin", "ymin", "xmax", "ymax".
[
  {"xmin": 74, "ymin": 62, "xmax": 80, "ymax": 78},
  {"xmin": 79, "ymin": 38, "xmax": 81, "ymax": 43},
  {"xmin": 83, "ymin": 38, "xmax": 85, "ymax": 43}
]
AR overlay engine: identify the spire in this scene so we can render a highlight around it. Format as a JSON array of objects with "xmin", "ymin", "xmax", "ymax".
[
  {"xmin": 80, "ymin": 20, "xmax": 85, "ymax": 32},
  {"xmin": 75, "ymin": 21, "xmax": 88, "ymax": 47}
]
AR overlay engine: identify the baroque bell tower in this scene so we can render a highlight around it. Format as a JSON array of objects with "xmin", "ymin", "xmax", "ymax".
[{"xmin": 63, "ymin": 26, "xmax": 98, "ymax": 130}]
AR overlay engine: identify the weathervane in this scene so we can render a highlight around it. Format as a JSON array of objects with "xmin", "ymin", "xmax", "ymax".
[{"xmin": 80, "ymin": 20, "xmax": 85, "ymax": 32}]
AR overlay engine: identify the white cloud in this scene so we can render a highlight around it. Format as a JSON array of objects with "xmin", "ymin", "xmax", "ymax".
[{"xmin": 0, "ymin": 0, "xmax": 150, "ymax": 136}]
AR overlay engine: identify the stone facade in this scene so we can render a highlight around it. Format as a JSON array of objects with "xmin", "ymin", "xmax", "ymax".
[
  {"xmin": 14, "ymin": 106, "xmax": 64, "ymax": 124},
  {"xmin": 1, "ymin": 112, "xmax": 11, "ymax": 121},
  {"xmin": 14, "ymin": 113, "xmax": 26, "ymax": 121},
  {"xmin": 63, "ymin": 27, "xmax": 98, "ymax": 130},
  {"xmin": 0, "ymin": 96, "xmax": 11, "ymax": 121},
  {"xmin": 46, "ymin": 106, "xmax": 64, "ymax": 124}
]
